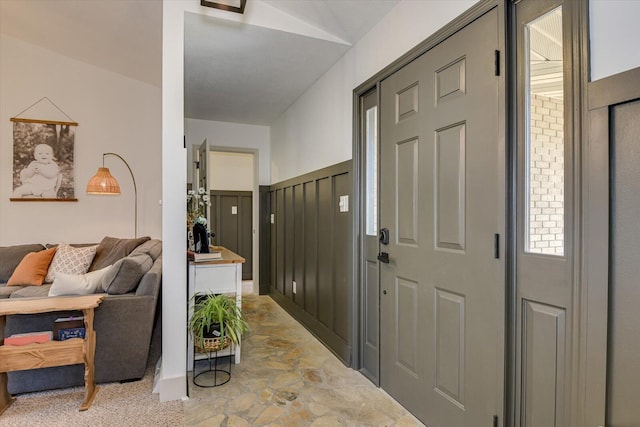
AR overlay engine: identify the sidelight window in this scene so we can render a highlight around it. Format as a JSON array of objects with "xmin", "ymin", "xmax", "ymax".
[
  {"xmin": 365, "ymin": 106, "xmax": 378, "ymax": 236},
  {"xmin": 525, "ymin": 7, "xmax": 565, "ymax": 256}
]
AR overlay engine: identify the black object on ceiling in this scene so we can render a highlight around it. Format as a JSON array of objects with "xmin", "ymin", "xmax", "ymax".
[{"xmin": 201, "ymin": 0, "xmax": 247, "ymax": 14}]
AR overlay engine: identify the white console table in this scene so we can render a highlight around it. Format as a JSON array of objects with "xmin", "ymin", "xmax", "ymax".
[{"xmin": 188, "ymin": 246, "xmax": 244, "ymax": 370}]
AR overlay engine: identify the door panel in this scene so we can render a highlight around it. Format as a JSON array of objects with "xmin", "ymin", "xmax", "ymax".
[
  {"xmin": 360, "ymin": 89, "xmax": 381, "ymax": 384},
  {"xmin": 522, "ymin": 300, "xmax": 565, "ymax": 427},
  {"xmin": 220, "ymin": 196, "xmax": 239, "ymax": 251},
  {"xmin": 212, "ymin": 192, "xmax": 253, "ymax": 280},
  {"xmin": 435, "ymin": 289, "xmax": 465, "ymax": 407},
  {"xmin": 379, "ymin": 9, "xmax": 502, "ymax": 426},
  {"xmin": 514, "ymin": 2, "xmax": 573, "ymax": 425}
]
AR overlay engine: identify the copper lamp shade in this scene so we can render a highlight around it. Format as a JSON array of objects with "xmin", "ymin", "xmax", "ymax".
[
  {"xmin": 86, "ymin": 167, "xmax": 121, "ymax": 195},
  {"xmin": 86, "ymin": 153, "xmax": 137, "ymax": 237}
]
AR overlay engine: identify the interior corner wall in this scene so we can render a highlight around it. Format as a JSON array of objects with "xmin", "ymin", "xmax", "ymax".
[
  {"xmin": 269, "ymin": 0, "xmax": 479, "ymax": 183},
  {"xmin": 590, "ymin": 0, "xmax": 640, "ymax": 81},
  {"xmin": 185, "ymin": 118, "xmax": 270, "ymax": 186},
  {"xmin": 0, "ymin": 34, "xmax": 162, "ymax": 245}
]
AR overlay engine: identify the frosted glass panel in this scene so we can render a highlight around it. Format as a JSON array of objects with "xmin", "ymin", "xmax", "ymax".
[{"xmin": 365, "ymin": 106, "xmax": 378, "ymax": 236}]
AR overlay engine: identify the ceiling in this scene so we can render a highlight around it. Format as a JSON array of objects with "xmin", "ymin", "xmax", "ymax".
[
  {"xmin": 0, "ymin": 0, "xmax": 399, "ymax": 126},
  {"xmin": 0, "ymin": 0, "xmax": 163, "ymax": 87},
  {"xmin": 185, "ymin": 0, "xmax": 399, "ymax": 125}
]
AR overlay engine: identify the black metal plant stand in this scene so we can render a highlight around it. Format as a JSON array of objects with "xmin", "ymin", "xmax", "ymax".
[{"xmin": 192, "ymin": 343, "xmax": 233, "ymax": 387}]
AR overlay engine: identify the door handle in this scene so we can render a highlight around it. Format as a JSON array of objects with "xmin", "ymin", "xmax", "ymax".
[
  {"xmin": 379, "ymin": 228, "xmax": 390, "ymax": 245},
  {"xmin": 377, "ymin": 252, "xmax": 390, "ymax": 264}
]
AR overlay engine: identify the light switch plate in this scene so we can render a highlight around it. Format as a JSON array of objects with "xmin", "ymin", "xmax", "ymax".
[
  {"xmin": 232, "ymin": 206, "xmax": 237, "ymax": 215},
  {"xmin": 270, "ymin": 214, "xmax": 275, "ymax": 224},
  {"xmin": 339, "ymin": 195, "xmax": 349, "ymax": 212},
  {"xmin": 293, "ymin": 281, "xmax": 297, "ymax": 294}
]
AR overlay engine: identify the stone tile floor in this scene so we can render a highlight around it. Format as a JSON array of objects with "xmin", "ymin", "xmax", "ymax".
[{"xmin": 184, "ymin": 295, "xmax": 424, "ymax": 426}]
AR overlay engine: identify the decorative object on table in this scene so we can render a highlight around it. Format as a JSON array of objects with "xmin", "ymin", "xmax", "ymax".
[
  {"xmin": 193, "ymin": 221, "xmax": 210, "ymax": 253},
  {"xmin": 86, "ymin": 152, "xmax": 138, "ymax": 237},
  {"xmin": 189, "ymin": 293, "xmax": 248, "ymax": 353},
  {"xmin": 187, "ymin": 249, "xmax": 222, "ymax": 262},
  {"xmin": 201, "ymin": 0, "xmax": 246, "ymax": 14},
  {"xmin": 189, "ymin": 292, "xmax": 248, "ymax": 388},
  {"xmin": 10, "ymin": 97, "xmax": 78, "ymax": 202},
  {"xmin": 187, "ymin": 186, "xmax": 211, "ymax": 251}
]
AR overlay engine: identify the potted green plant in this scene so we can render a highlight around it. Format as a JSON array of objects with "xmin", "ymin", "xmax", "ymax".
[{"xmin": 189, "ymin": 293, "xmax": 249, "ymax": 352}]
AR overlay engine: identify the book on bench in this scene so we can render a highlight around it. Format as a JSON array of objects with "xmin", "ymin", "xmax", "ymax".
[
  {"xmin": 187, "ymin": 250, "xmax": 222, "ymax": 262},
  {"xmin": 54, "ymin": 316, "xmax": 85, "ymax": 341}
]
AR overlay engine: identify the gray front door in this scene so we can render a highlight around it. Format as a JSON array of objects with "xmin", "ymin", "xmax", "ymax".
[{"xmin": 379, "ymin": 9, "xmax": 503, "ymax": 426}]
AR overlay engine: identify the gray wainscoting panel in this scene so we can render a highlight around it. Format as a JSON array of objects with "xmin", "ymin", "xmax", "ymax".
[
  {"xmin": 304, "ymin": 181, "xmax": 318, "ymax": 317},
  {"xmin": 269, "ymin": 161, "xmax": 352, "ymax": 364},
  {"xmin": 294, "ymin": 184, "xmax": 305, "ymax": 308},
  {"xmin": 259, "ymin": 186, "xmax": 271, "ymax": 295},
  {"xmin": 269, "ymin": 190, "xmax": 276, "ymax": 293},
  {"xmin": 317, "ymin": 176, "xmax": 334, "ymax": 330},
  {"xmin": 333, "ymin": 172, "xmax": 351, "ymax": 343},
  {"xmin": 284, "ymin": 187, "xmax": 294, "ymax": 297},
  {"xmin": 240, "ymin": 195, "xmax": 253, "ymax": 280},
  {"xmin": 276, "ymin": 189, "xmax": 285, "ymax": 294}
]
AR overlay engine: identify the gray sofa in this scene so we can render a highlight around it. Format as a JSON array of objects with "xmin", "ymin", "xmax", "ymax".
[{"xmin": 0, "ymin": 238, "xmax": 161, "ymax": 395}]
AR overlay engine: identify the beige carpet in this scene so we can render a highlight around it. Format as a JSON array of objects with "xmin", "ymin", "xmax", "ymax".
[{"xmin": 1, "ymin": 321, "xmax": 185, "ymax": 427}]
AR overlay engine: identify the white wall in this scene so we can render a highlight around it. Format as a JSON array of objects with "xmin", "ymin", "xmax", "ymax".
[
  {"xmin": 210, "ymin": 151, "xmax": 254, "ymax": 191},
  {"xmin": 185, "ymin": 118, "xmax": 270, "ymax": 185},
  {"xmin": 590, "ymin": 0, "xmax": 640, "ymax": 81},
  {"xmin": 157, "ymin": 0, "xmax": 188, "ymax": 402},
  {"xmin": 270, "ymin": 0, "xmax": 478, "ymax": 183},
  {"xmin": 0, "ymin": 34, "xmax": 162, "ymax": 245}
]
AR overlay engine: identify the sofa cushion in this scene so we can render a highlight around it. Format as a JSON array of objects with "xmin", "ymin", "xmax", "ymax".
[
  {"xmin": 9, "ymin": 284, "xmax": 51, "ymax": 299},
  {"xmin": 0, "ymin": 244, "xmax": 46, "ymax": 282},
  {"xmin": 49, "ymin": 265, "xmax": 112, "ymax": 297},
  {"xmin": 89, "ymin": 236, "xmax": 150, "ymax": 272},
  {"xmin": 7, "ymin": 247, "xmax": 57, "ymax": 286},
  {"xmin": 45, "ymin": 243, "xmax": 98, "ymax": 283},
  {"xmin": 102, "ymin": 253, "xmax": 153, "ymax": 295},
  {"xmin": 0, "ymin": 285, "xmax": 24, "ymax": 299},
  {"xmin": 129, "ymin": 239, "xmax": 162, "ymax": 261}
]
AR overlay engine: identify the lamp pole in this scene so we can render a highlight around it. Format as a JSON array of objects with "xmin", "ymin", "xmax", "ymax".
[{"xmin": 103, "ymin": 152, "xmax": 138, "ymax": 237}]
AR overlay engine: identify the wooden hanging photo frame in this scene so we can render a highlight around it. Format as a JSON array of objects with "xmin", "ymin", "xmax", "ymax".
[{"xmin": 10, "ymin": 98, "xmax": 78, "ymax": 202}]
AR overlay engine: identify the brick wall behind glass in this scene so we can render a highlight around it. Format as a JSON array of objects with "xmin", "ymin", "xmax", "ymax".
[{"xmin": 529, "ymin": 94, "xmax": 564, "ymax": 255}]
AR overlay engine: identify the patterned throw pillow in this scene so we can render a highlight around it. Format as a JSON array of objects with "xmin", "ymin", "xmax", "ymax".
[{"xmin": 45, "ymin": 243, "xmax": 98, "ymax": 283}]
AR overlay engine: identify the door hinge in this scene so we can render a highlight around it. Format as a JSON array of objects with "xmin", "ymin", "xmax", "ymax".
[
  {"xmin": 494, "ymin": 50, "xmax": 500, "ymax": 76},
  {"xmin": 494, "ymin": 234, "xmax": 500, "ymax": 259},
  {"xmin": 493, "ymin": 415, "xmax": 499, "ymax": 427}
]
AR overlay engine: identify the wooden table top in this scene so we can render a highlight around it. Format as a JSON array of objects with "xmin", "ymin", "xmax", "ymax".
[
  {"xmin": 189, "ymin": 246, "xmax": 245, "ymax": 265},
  {"xmin": 0, "ymin": 294, "xmax": 104, "ymax": 316}
]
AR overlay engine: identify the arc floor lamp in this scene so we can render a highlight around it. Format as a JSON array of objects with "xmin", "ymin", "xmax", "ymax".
[{"xmin": 86, "ymin": 152, "xmax": 138, "ymax": 237}]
